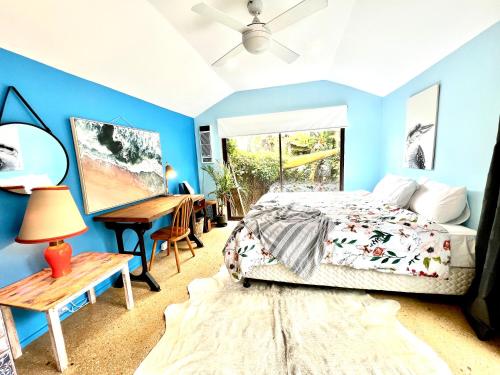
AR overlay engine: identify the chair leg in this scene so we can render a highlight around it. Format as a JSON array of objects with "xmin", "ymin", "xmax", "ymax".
[
  {"xmin": 167, "ymin": 241, "xmax": 170, "ymax": 256},
  {"xmin": 173, "ymin": 241, "xmax": 181, "ymax": 273},
  {"xmin": 186, "ymin": 238, "xmax": 195, "ymax": 257},
  {"xmin": 149, "ymin": 240, "xmax": 158, "ymax": 271}
]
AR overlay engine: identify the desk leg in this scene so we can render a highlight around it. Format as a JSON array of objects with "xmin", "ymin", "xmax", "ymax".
[
  {"xmin": 188, "ymin": 211, "xmax": 204, "ymax": 248},
  {"xmin": 105, "ymin": 222, "xmax": 161, "ymax": 292},
  {"xmin": 1, "ymin": 306, "xmax": 22, "ymax": 359},
  {"xmin": 87, "ymin": 288, "xmax": 96, "ymax": 304},
  {"xmin": 203, "ymin": 206, "xmax": 209, "ymax": 233},
  {"xmin": 46, "ymin": 308, "xmax": 68, "ymax": 372},
  {"xmin": 121, "ymin": 264, "xmax": 134, "ymax": 310}
]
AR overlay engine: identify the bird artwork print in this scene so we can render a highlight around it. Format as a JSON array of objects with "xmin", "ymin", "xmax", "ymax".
[
  {"xmin": 406, "ymin": 123, "xmax": 435, "ymax": 169},
  {"xmin": 404, "ymin": 83, "xmax": 440, "ymax": 170}
]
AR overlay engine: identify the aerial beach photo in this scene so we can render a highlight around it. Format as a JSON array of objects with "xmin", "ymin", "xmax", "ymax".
[{"xmin": 71, "ymin": 118, "xmax": 164, "ymax": 213}]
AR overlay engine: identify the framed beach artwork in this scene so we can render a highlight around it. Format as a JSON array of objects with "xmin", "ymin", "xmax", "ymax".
[
  {"xmin": 404, "ymin": 83, "xmax": 440, "ymax": 170},
  {"xmin": 70, "ymin": 117, "xmax": 164, "ymax": 214}
]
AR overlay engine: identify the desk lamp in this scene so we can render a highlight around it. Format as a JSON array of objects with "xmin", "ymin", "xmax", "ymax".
[
  {"xmin": 165, "ymin": 163, "xmax": 177, "ymax": 195},
  {"xmin": 15, "ymin": 186, "xmax": 88, "ymax": 278}
]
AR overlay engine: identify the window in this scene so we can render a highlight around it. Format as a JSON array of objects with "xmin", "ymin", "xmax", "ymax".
[{"xmin": 223, "ymin": 128, "xmax": 344, "ymax": 219}]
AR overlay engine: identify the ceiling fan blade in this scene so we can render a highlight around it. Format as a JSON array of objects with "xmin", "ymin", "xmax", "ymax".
[
  {"xmin": 192, "ymin": 3, "xmax": 247, "ymax": 33},
  {"xmin": 212, "ymin": 44, "xmax": 245, "ymax": 67},
  {"xmin": 266, "ymin": 0, "xmax": 328, "ymax": 33},
  {"xmin": 269, "ymin": 40, "xmax": 300, "ymax": 64}
]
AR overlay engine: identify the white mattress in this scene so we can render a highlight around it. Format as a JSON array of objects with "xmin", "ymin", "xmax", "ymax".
[{"xmin": 441, "ymin": 223, "xmax": 476, "ymax": 267}]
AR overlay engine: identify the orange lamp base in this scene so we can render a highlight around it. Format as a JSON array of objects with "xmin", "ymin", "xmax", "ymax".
[{"xmin": 44, "ymin": 241, "xmax": 73, "ymax": 278}]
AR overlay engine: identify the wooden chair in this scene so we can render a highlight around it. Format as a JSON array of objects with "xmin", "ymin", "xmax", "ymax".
[{"xmin": 149, "ymin": 196, "xmax": 195, "ymax": 273}]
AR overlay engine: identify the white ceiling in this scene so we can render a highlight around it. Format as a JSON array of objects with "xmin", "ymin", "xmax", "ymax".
[
  {"xmin": 0, "ymin": 0, "xmax": 499, "ymax": 117},
  {"xmin": 151, "ymin": 0, "xmax": 500, "ymax": 96},
  {"xmin": 0, "ymin": 0, "xmax": 232, "ymax": 117}
]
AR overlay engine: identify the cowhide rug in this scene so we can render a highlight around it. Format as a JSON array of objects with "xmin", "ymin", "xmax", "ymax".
[{"xmin": 136, "ymin": 268, "xmax": 451, "ymax": 374}]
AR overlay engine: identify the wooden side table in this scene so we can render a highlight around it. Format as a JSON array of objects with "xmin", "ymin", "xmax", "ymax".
[{"xmin": 0, "ymin": 252, "xmax": 134, "ymax": 372}]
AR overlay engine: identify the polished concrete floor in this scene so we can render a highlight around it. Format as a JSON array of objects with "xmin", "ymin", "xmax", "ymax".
[{"xmin": 14, "ymin": 223, "xmax": 500, "ymax": 374}]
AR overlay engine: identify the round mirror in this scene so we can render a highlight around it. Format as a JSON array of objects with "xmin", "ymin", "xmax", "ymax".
[{"xmin": 0, "ymin": 122, "xmax": 69, "ymax": 195}]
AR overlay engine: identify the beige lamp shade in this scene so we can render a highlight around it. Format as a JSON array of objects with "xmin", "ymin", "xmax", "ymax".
[{"xmin": 16, "ymin": 186, "xmax": 88, "ymax": 244}]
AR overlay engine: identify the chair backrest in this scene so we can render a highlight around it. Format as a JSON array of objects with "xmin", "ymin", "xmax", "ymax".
[{"xmin": 171, "ymin": 196, "xmax": 193, "ymax": 237}]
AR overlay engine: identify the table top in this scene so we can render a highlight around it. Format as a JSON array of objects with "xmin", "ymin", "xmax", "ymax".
[
  {"xmin": 93, "ymin": 194, "xmax": 204, "ymax": 223},
  {"xmin": 0, "ymin": 252, "xmax": 132, "ymax": 311}
]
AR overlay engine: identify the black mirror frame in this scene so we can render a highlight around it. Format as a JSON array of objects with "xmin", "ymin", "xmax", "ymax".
[{"xmin": 0, "ymin": 121, "xmax": 70, "ymax": 196}]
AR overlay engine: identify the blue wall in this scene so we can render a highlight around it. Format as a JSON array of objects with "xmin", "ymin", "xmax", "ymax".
[
  {"xmin": 0, "ymin": 48, "xmax": 199, "ymax": 347},
  {"xmin": 195, "ymin": 80, "xmax": 383, "ymax": 193},
  {"xmin": 381, "ymin": 22, "xmax": 500, "ymax": 229}
]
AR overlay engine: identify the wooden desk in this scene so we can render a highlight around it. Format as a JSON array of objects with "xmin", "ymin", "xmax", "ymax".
[
  {"xmin": 0, "ymin": 252, "xmax": 133, "ymax": 372},
  {"xmin": 93, "ymin": 194, "xmax": 204, "ymax": 292}
]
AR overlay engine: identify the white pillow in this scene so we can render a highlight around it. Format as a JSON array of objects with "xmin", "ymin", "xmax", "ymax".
[
  {"xmin": 372, "ymin": 174, "xmax": 418, "ymax": 207},
  {"xmin": 409, "ymin": 180, "xmax": 469, "ymax": 224}
]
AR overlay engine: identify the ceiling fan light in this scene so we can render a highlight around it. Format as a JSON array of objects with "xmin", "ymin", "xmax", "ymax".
[{"xmin": 242, "ymin": 28, "xmax": 271, "ymax": 54}]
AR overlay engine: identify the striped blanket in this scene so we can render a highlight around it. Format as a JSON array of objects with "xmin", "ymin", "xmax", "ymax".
[{"xmin": 234, "ymin": 201, "xmax": 332, "ymax": 279}]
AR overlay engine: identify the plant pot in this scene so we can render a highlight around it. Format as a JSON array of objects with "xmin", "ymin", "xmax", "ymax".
[{"xmin": 215, "ymin": 214, "xmax": 228, "ymax": 227}]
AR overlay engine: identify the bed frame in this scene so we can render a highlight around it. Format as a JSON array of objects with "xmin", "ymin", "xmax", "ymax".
[{"xmin": 243, "ymin": 264, "xmax": 475, "ymax": 295}]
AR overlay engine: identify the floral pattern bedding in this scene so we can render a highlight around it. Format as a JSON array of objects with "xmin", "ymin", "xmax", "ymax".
[{"xmin": 224, "ymin": 192, "xmax": 451, "ymax": 281}]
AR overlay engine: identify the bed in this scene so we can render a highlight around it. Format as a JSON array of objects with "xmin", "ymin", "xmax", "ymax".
[{"xmin": 223, "ymin": 191, "xmax": 476, "ymax": 295}]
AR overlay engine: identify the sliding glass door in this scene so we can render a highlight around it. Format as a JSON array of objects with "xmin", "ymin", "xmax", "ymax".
[
  {"xmin": 223, "ymin": 134, "xmax": 280, "ymax": 218},
  {"xmin": 223, "ymin": 128, "xmax": 344, "ymax": 219}
]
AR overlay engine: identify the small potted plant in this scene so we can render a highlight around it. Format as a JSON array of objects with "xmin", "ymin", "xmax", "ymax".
[{"xmin": 202, "ymin": 163, "xmax": 236, "ymax": 227}]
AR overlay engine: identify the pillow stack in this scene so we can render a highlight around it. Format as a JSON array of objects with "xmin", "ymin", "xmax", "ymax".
[
  {"xmin": 372, "ymin": 175, "xmax": 470, "ymax": 224},
  {"xmin": 372, "ymin": 174, "xmax": 418, "ymax": 208},
  {"xmin": 409, "ymin": 179, "xmax": 470, "ymax": 224}
]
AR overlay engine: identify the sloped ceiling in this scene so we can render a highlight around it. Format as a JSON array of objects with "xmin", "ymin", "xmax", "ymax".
[
  {"xmin": 0, "ymin": 0, "xmax": 232, "ymax": 117},
  {"xmin": 1, "ymin": 0, "xmax": 499, "ymax": 117}
]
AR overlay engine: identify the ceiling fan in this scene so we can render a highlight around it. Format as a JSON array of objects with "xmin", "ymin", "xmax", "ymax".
[{"xmin": 192, "ymin": 0, "xmax": 328, "ymax": 66}]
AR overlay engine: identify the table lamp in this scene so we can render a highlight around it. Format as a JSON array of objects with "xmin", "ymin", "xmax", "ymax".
[
  {"xmin": 165, "ymin": 163, "xmax": 177, "ymax": 195},
  {"xmin": 15, "ymin": 186, "xmax": 88, "ymax": 278}
]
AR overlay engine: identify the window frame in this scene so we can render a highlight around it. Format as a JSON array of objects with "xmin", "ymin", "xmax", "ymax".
[{"xmin": 222, "ymin": 128, "xmax": 345, "ymax": 220}]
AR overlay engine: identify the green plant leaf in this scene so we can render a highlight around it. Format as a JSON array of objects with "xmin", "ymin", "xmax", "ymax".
[
  {"xmin": 433, "ymin": 257, "xmax": 441, "ymax": 263},
  {"xmin": 371, "ymin": 256, "xmax": 381, "ymax": 261},
  {"xmin": 387, "ymin": 251, "xmax": 397, "ymax": 256},
  {"xmin": 381, "ymin": 258, "xmax": 389, "ymax": 264},
  {"xmin": 392, "ymin": 259, "xmax": 401, "ymax": 264}
]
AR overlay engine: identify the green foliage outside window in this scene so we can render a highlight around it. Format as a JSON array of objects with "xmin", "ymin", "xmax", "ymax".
[{"xmin": 225, "ymin": 130, "xmax": 342, "ymax": 214}]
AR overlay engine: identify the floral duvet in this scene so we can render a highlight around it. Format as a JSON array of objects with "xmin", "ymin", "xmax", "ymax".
[{"xmin": 224, "ymin": 192, "xmax": 451, "ymax": 281}]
